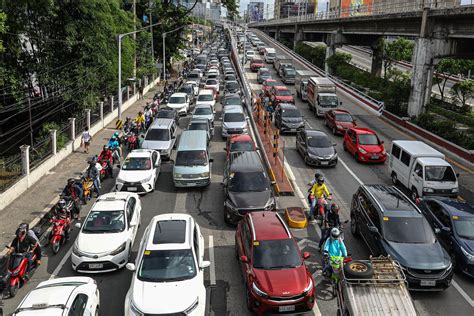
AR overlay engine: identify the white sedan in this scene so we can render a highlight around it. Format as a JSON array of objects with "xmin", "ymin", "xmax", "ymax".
[
  {"xmin": 71, "ymin": 192, "xmax": 141, "ymax": 273},
  {"xmin": 115, "ymin": 149, "xmax": 161, "ymax": 194},
  {"xmin": 13, "ymin": 277, "xmax": 99, "ymax": 316}
]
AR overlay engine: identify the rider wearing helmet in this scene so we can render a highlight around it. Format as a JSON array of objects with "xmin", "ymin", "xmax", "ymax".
[
  {"xmin": 309, "ymin": 175, "xmax": 332, "ymax": 221},
  {"xmin": 62, "ymin": 178, "xmax": 82, "ymax": 217},
  {"xmin": 135, "ymin": 111, "xmax": 145, "ymax": 125},
  {"xmin": 85, "ymin": 159, "xmax": 100, "ymax": 197},
  {"xmin": 108, "ymin": 135, "xmax": 122, "ymax": 160},
  {"xmin": 98, "ymin": 145, "xmax": 114, "ymax": 178},
  {"xmin": 319, "ymin": 203, "xmax": 342, "ymax": 248},
  {"xmin": 9, "ymin": 225, "xmax": 41, "ymax": 270},
  {"xmin": 323, "ymin": 227, "xmax": 347, "ymax": 258}
]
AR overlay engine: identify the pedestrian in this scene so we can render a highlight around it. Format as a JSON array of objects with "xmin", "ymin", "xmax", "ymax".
[{"xmin": 81, "ymin": 127, "xmax": 92, "ymax": 154}]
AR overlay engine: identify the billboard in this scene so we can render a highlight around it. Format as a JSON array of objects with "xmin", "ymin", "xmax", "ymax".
[
  {"xmin": 341, "ymin": 0, "xmax": 373, "ymax": 17},
  {"xmin": 313, "ymin": 0, "xmax": 329, "ymax": 14},
  {"xmin": 248, "ymin": 2, "xmax": 264, "ymax": 22}
]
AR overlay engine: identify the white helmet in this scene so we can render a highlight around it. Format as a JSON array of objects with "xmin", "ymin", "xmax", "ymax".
[{"xmin": 330, "ymin": 227, "xmax": 341, "ymax": 239}]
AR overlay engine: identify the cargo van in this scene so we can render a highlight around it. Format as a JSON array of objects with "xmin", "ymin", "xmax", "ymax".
[
  {"xmin": 264, "ymin": 48, "xmax": 276, "ymax": 63},
  {"xmin": 388, "ymin": 140, "xmax": 459, "ymax": 200},
  {"xmin": 173, "ymin": 130, "xmax": 213, "ymax": 187},
  {"xmin": 295, "ymin": 70, "xmax": 317, "ymax": 101}
]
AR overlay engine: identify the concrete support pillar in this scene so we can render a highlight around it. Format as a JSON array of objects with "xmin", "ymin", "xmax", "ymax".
[
  {"xmin": 50, "ymin": 130, "xmax": 57, "ymax": 155},
  {"xmin": 371, "ymin": 38, "xmax": 384, "ymax": 77},
  {"xmin": 407, "ymin": 37, "xmax": 454, "ymax": 117},
  {"xmin": 110, "ymin": 95, "xmax": 114, "ymax": 113},
  {"xmin": 20, "ymin": 145, "xmax": 30, "ymax": 176},
  {"xmin": 69, "ymin": 117, "xmax": 76, "ymax": 140},
  {"xmin": 294, "ymin": 26, "xmax": 304, "ymax": 50},
  {"xmin": 85, "ymin": 109, "xmax": 91, "ymax": 130},
  {"xmin": 99, "ymin": 101, "xmax": 104, "ymax": 127},
  {"xmin": 324, "ymin": 32, "xmax": 342, "ymax": 74},
  {"xmin": 325, "ymin": 45, "xmax": 336, "ymax": 74}
]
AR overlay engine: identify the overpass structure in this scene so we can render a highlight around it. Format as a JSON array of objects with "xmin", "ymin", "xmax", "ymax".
[{"xmin": 249, "ymin": 1, "xmax": 474, "ymax": 116}]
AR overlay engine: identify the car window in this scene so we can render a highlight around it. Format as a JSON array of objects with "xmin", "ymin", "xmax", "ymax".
[
  {"xmin": 383, "ymin": 217, "xmax": 435, "ymax": 243},
  {"xmin": 400, "ymin": 151, "xmax": 411, "ymax": 166},
  {"xmin": 68, "ymin": 294, "xmax": 88, "ymax": 316},
  {"xmin": 358, "ymin": 134, "xmax": 379, "ymax": 145},
  {"xmin": 425, "ymin": 166, "xmax": 456, "ymax": 182},
  {"xmin": 83, "ymin": 210, "xmax": 125, "ymax": 233},
  {"xmin": 414, "ymin": 163, "xmax": 423, "ymax": 178},
  {"xmin": 252, "ymin": 239, "xmax": 302, "ymax": 269},
  {"xmin": 152, "ymin": 152, "xmax": 158, "ymax": 165},
  {"xmin": 357, "ymin": 193, "xmax": 380, "ymax": 230},
  {"xmin": 426, "ymin": 201, "xmax": 451, "ymax": 228}
]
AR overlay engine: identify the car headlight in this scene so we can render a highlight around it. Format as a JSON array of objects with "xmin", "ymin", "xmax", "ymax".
[
  {"xmin": 452, "ymin": 188, "xmax": 459, "ymax": 193},
  {"xmin": 130, "ymin": 300, "xmax": 144, "ymax": 316},
  {"xmin": 461, "ymin": 246, "xmax": 474, "ymax": 261},
  {"xmin": 72, "ymin": 242, "xmax": 86, "ymax": 257},
  {"xmin": 359, "ymin": 148, "xmax": 367, "ymax": 154},
  {"xmin": 303, "ymin": 278, "xmax": 313, "ymax": 294},
  {"xmin": 336, "ymin": 125, "xmax": 343, "ymax": 130},
  {"xmin": 423, "ymin": 187, "xmax": 434, "ymax": 193},
  {"xmin": 183, "ymin": 298, "xmax": 199, "ymax": 315},
  {"xmin": 140, "ymin": 175, "xmax": 153, "ymax": 183},
  {"xmin": 200, "ymin": 172, "xmax": 210, "ymax": 177},
  {"xmin": 381, "ymin": 149, "xmax": 386, "ymax": 155},
  {"xmin": 110, "ymin": 242, "xmax": 127, "ymax": 256},
  {"xmin": 174, "ymin": 173, "xmax": 183, "ymax": 179},
  {"xmin": 116, "ymin": 178, "xmax": 125, "ymax": 184},
  {"xmin": 252, "ymin": 282, "xmax": 268, "ymax": 298}
]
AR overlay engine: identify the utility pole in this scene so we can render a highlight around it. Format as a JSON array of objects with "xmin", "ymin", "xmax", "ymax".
[
  {"xmin": 133, "ymin": 0, "xmax": 137, "ymax": 78},
  {"xmin": 162, "ymin": 25, "xmax": 186, "ymax": 83},
  {"xmin": 149, "ymin": 0, "xmax": 154, "ymax": 63}
]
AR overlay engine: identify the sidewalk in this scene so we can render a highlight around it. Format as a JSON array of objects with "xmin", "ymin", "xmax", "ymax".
[{"xmin": 0, "ymin": 85, "xmax": 162, "ymax": 249}]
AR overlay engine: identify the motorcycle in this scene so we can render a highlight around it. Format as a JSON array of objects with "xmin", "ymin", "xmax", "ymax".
[
  {"xmin": 6, "ymin": 250, "xmax": 38, "ymax": 298},
  {"xmin": 316, "ymin": 196, "xmax": 331, "ymax": 227},
  {"xmin": 322, "ymin": 254, "xmax": 352, "ymax": 297},
  {"xmin": 82, "ymin": 177, "xmax": 94, "ymax": 204},
  {"xmin": 127, "ymin": 132, "xmax": 138, "ymax": 150},
  {"xmin": 98, "ymin": 157, "xmax": 113, "ymax": 180},
  {"xmin": 49, "ymin": 215, "xmax": 71, "ymax": 255}
]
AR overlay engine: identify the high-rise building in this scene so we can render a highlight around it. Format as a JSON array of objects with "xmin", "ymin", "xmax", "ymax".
[{"xmin": 247, "ymin": 2, "xmax": 264, "ymax": 22}]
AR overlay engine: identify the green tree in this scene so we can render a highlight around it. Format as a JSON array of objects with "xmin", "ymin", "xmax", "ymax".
[
  {"xmin": 326, "ymin": 52, "xmax": 351, "ymax": 75},
  {"xmin": 434, "ymin": 59, "xmax": 474, "ymax": 103},
  {"xmin": 383, "ymin": 37, "xmax": 414, "ymax": 78},
  {"xmin": 451, "ymin": 80, "xmax": 474, "ymax": 113}
]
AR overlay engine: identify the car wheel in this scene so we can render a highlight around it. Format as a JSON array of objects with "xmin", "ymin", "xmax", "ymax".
[
  {"xmin": 411, "ymin": 187, "xmax": 419, "ymax": 201},
  {"xmin": 304, "ymin": 154, "xmax": 310, "ymax": 165},
  {"xmin": 343, "ymin": 260, "xmax": 374, "ymax": 279},
  {"xmin": 350, "ymin": 215, "xmax": 359, "ymax": 237},
  {"xmin": 8, "ymin": 283, "xmax": 18, "ymax": 298},
  {"xmin": 245, "ymin": 286, "xmax": 253, "ymax": 312},
  {"xmin": 343, "ymin": 141, "xmax": 347, "ymax": 151},
  {"xmin": 391, "ymin": 172, "xmax": 398, "ymax": 185}
]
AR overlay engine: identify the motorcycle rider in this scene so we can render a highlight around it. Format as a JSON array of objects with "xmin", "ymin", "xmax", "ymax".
[
  {"xmin": 123, "ymin": 116, "xmax": 133, "ymax": 133},
  {"xmin": 84, "ymin": 159, "xmax": 100, "ymax": 198},
  {"xmin": 319, "ymin": 203, "xmax": 342, "ymax": 249},
  {"xmin": 144, "ymin": 105, "xmax": 153, "ymax": 129},
  {"xmin": 135, "ymin": 111, "xmax": 145, "ymax": 132},
  {"xmin": 108, "ymin": 135, "xmax": 121, "ymax": 161},
  {"xmin": 62, "ymin": 178, "xmax": 82, "ymax": 217},
  {"xmin": 98, "ymin": 145, "xmax": 114, "ymax": 178},
  {"xmin": 308, "ymin": 175, "xmax": 332, "ymax": 222},
  {"xmin": 322, "ymin": 227, "xmax": 347, "ymax": 275},
  {"xmin": 8, "ymin": 225, "xmax": 41, "ymax": 272},
  {"xmin": 49, "ymin": 199, "xmax": 72, "ymax": 241}
]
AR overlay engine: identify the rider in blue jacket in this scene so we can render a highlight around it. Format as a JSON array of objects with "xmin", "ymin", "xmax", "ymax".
[{"xmin": 323, "ymin": 227, "xmax": 347, "ymax": 257}]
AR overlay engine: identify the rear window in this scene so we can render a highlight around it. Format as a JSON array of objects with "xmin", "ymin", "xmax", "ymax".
[
  {"xmin": 152, "ymin": 220, "xmax": 186, "ymax": 244},
  {"xmin": 224, "ymin": 112, "xmax": 245, "ymax": 122},
  {"xmin": 372, "ymin": 190, "xmax": 415, "ymax": 212},
  {"xmin": 145, "ymin": 129, "xmax": 169, "ymax": 141},
  {"xmin": 391, "ymin": 144, "xmax": 401, "ymax": 158},
  {"xmin": 275, "ymin": 89, "xmax": 291, "ymax": 96},
  {"xmin": 198, "ymin": 94, "xmax": 213, "ymax": 101},
  {"xmin": 169, "ymin": 96, "xmax": 185, "ymax": 104}
]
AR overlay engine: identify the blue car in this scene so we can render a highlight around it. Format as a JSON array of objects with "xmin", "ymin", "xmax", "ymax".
[{"xmin": 418, "ymin": 196, "xmax": 474, "ymax": 277}]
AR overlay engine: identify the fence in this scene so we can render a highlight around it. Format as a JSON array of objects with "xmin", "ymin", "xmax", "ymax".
[{"xmin": 0, "ymin": 154, "xmax": 23, "ymax": 192}]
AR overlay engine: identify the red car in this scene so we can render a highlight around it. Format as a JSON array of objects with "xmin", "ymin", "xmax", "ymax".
[
  {"xmin": 250, "ymin": 58, "xmax": 265, "ymax": 72},
  {"xmin": 235, "ymin": 212, "xmax": 315, "ymax": 315},
  {"xmin": 343, "ymin": 127, "xmax": 387, "ymax": 163},
  {"xmin": 226, "ymin": 134, "xmax": 256, "ymax": 159},
  {"xmin": 324, "ymin": 109, "xmax": 357, "ymax": 135},
  {"xmin": 270, "ymin": 86, "xmax": 294, "ymax": 106}
]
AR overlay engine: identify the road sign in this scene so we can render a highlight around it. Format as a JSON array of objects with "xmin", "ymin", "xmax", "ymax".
[{"xmin": 116, "ymin": 119, "xmax": 123, "ymax": 129}]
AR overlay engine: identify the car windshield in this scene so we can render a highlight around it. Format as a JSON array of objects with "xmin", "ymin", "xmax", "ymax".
[
  {"xmin": 189, "ymin": 123, "xmax": 208, "ymax": 131},
  {"xmin": 425, "ymin": 166, "xmax": 457, "ymax": 182},
  {"xmin": 260, "ymin": 71, "xmax": 270, "ymax": 77},
  {"xmin": 175, "ymin": 150, "xmax": 208, "ymax": 166},
  {"xmin": 83, "ymin": 210, "xmax": 125, "ymax": 233},
  {"xmin": 224, "ymin": 112, "xmax": 245, "ymax": 122},
  {"xmin": 198, "ymin": 94, "xmax": 213, "ymax": 101},
  {"xmin": 282, "ymin": 108, "xmax": 301, "ymax": 118},
  {"xmin": 122, "ymin": 157, "xmax": 151, "ymax": 170},
  {"xmin": 178, "ymin": 86, "xmax": 192, "ymax": 94},
  {"xmin": 335, "ymin": 113, "xmax": 353, "ymax": 122},
  {"xmin": 226, "ymin": 76, "xmax": 236, "ymax": 81},
  {"xmin": 169, "ymin": 96, "xmax": 185, "ymax": 104},
  {"xmin": 285, "ymin": 69, "xmax": 296, "ymax": 75},
  {"xmin": 188, "ymin": 73, "xmax": 199, "ymax": 79},
  {"xmin": 226, "ymin": 82, "xmax": 239, "ymax": 90},
  {"xmin": 276, "ymin": 89, "xmax": 291, "ymax": 96},
  {"xmin": 265, "ymin": 81, "xmax": 279, "ymax": 87},
  {"xmin": 308, "ymin": 135, "xmax": 331, "ymax": 148},
  {"xmin": 206, "ymin": 79, "xmax": 218, "ymax": 85},
  {"xmin": 228, "ymin": 171, "xmax": 269, "ymax": 192},
  {"xmin": 145, "ymin": 129, "xmax": 169, "ymax": 141},
  {"xmin": 225, "ymin": 98, "xmax": 240, "ymax": 106},
  {"xmin": 138, "ymin": 249, "xmax": 196, "ymax": 282},
  {"xmin": 156, "ymin": 111, "xmax": 174, "ymax": 119},
  {"xmin": 194, "ymin": 107, "xmax": 212, "ymax": 115},
  {"xmin": 453, "ymin": 217, "xmax": 474, "ymax": 239},
  {"xmin": 358, "ymin": 134, "xmax": 379, "ymax": 145},
  {"xmin": 267, "ymin": 52, "xmax": 276, "ymax": 57},
  {"xmin": 231, "ymin": 141, "xmax": 253, "ymax": 152},
  {"xmin": 252, "ymin": 239, "xmax": 302, "ymax": 269},
  {"xmin": 383, "ymin": 217, "xmax": 435, "ymax": 243},
  {"xmin": 319, "ymin": 96, "xmax": 338, "ymax": 107}
]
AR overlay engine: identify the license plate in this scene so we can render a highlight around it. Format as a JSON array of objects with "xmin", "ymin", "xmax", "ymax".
[
  {"xmin": 320, "ymin": 161, "xmax": 328, "ymax": 165},
  {"xmin": 127, "ymin": 187, "xmax": 137, "ymax": 191},
  {"xmin": 89, "ymin": 263, "xmax": 103, "ymax": 269},
  {"xmin": 279, "ymin": 305, "xmax": 295, "ymax": 312},
  {"xmin": 420, "ymin": 280, "xmax": 436, "ymax": 286},
  {"xmin": 371, "ymin": 155, "xmax": 379, "ymax": 160}
]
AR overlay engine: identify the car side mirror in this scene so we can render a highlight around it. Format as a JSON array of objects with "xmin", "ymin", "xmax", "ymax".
[
  {"xmin": 368, "ymin": 226, "xmax": 379, "ymax": 234},
  {"xmin": 456, "ymin": 173, "xmax": 460, "ymax": 178},
  {"xmin": 239, "ymin": 255, "xmax": 248, "ymax": 263},
  {"xmin": 126, "ymin": 263, "xmax": 136, "ymax": 271},
  {"xmin": 441, "ymin": 226, "xmax": 451, "ymax": 233},
  {"xmin": 380, "ymin": 140, "xmax": 384, "ymax": 144},
  {"xmin": 74, "ymin": 222, "xmax": 81, "ymax": 228},
  {"xmin": 155, "ymin": 161, "xmax": 160, "ymax": 167},
  {"xmin": 302, "ymin": 252, "xmax": 311, "ymax": 260}
]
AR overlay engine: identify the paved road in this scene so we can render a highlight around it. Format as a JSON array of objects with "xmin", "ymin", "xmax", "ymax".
[{"xmin": 247, "ymin": 34, "xmax": 474, "ymax": 315}]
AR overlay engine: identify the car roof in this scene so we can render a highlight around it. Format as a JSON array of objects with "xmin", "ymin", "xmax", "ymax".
[
  {"xmin": 258, "ymin": 68, "xmax": 269, "ymax": 72},
  {"xmin": 149, "ymin": 118, "xmax": 174, "ymax": 129},
  {"xmin": 177, "ymin": 130, "xmax": 208, "ymax": 151},
  {"xmin": 189, "ymin": 117, "xmax": 209, "ymax": 124},
  {"xmin": 273, "ymin": 85, "xmax": 288, "ymax": 90},
  {"xmin": 226, "ymin": 80, "xmax": 239, "ymax": 84},
  {"xmin": 279, "ymin": 103, "xmax": 298, "ymax": 110},
  {"xmin": 230, "ymin": 134, "xmax": 253, "ymax": 143},
  {"xmin": 305, "ymin": 129, "xmax": 328, "ymax": 138},
  {"xmin": 127, "ymin": 149, "xmax": 154, "ymax": 158},
  {"xmin": 425, "ymin": 197, "xmax": 474, "ymax": 217},
  {"xmin": 146, "ymin": 213, "xmax": 194, "ymax": 251},
  {"xmin": 363, "ymin": 185, "xmax": 421, "ymax": 216},
  {"xmin": 332, "ymin": 109, "xmax": 351, "ymax": 115},
  {"xmin": 249, "ymin": 212, "xmax": 291, "ymax": 241},
  {"xmin": 198, "ymin": 89, "xmax": 214, "ymax": 95},
  {"xmin": 194, "ymin": 103, "xmax": 212, "ymax": 109},
  {"xmin": 352, "ymin": 127, "xmax": 376, "ymax": 135},
  {"xmin": 392, "ymin": 140, "xmax": 443, "ymax": 157},
  {"xmin": 229, "ymin": 151, "xmax": 264, "ymax": 173},
  {"xmin": 224, "ymin": 93, "xmax": 241, "ymax": 99},
  {"xmin": 91, "ymin": 192, "xmax": 133, "ymax": 211},
  {"xmin": 224, "ymin": 105, "xmax": 244, "ymax": 113},
  {"xmin": 417, "ymin": 157, "xmax": 451, "ymax": 166}
]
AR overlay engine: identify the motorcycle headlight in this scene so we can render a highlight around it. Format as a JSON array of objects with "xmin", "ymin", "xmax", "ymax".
[
  {"xmin": 183, "ymin": 298, "xmax": 199, "ymax": 315},
  {"xmin": 140, "ymin": 175, "xmax": 153, "ymax": 183},
  {"xmin": 252, "ymin": 282, "xmax": 268, "ymax": 298},
  {"xmin": 461, "ymin": 246, "xmax": 474, "ymax": 261},
  {"xmin": 359, "ymin": 148, "xmax": 367, "ymax": 154},
  {"xmin": 72, "ymin": 242, "xmax": 86, "ymax": 257},
  {"xmin": 110, "ymin": 242, "xmax": 127, "ymax": 256},
  {"xmin": 303, "ymin": 278, "xmax": 313, "ymax": 294},
  {"xmin": 130, "ymin": 300, "xmax": 144, "ymax": 316}
]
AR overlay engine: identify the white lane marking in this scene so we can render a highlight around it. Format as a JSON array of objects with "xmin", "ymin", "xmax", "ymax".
[
  {"xmin": 49, "ymin": 247, "xmax": 73, "ymax": 279},
  {"xmin": 209, "ymin": 235, "xmax": 216, "ymax": 286},
  {"xmin": 452, "ymin": 280, "xmax": 474, "ymax": 308},
  {"xmin": 174, "ymin": 192, "xmax": 187, "ymax": 212}
]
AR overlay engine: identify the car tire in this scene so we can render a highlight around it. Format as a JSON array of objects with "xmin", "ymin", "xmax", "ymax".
[
  {"xmin": 391, "ymin": 172, "xmax": 398, "ymax": 185},
  {"xmin": 343, "ymin": 261, "xmax": 374, "ymax": 279},
  {"xmin": 350, "ymin": 215, "xmax": 360, "ymax": 237},
  {"xmin": 8, "ymin": 283, "xmax": 18, "ymax": 298},
  {"xmin": 304, "ymin": 154, "xmax": 310, "ymax": 165},
  {"xmin": 411, "ymin": 187, "xmax": 419, "ymax": 201},
  {"xmin": 343, "ymin": 141, "xmax": 347, "ymax": 151}
]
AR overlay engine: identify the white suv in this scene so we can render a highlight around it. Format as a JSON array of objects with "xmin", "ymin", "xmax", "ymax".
[
  {"xmin": 166, "ymin": 92, "xmax": 190, "ymax": 116},
  {"xmin": 124, "ymin": 214, "xmax": 210, "ymax": 316}
]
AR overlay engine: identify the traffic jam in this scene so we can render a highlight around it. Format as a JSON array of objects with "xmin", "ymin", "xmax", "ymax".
[{"xmin": 0, "ymin": 23, "xmax": 473, "ymax": 316}]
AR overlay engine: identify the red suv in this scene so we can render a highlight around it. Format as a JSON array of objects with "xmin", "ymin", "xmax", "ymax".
[
  {"xmin": 250, "ymin": 58, "xmax": 265, "ymax": 72},
  {"xmin": 270, "ymin": 86, "xmax": 294, "ymax": 106},
  {"xmin": 324, "ymin": 109, "xmax": 357, "ymax": 135},
  {"xmin": 235, "ymin": 212, "xmax": 315, "ymax": 315},
  {"xmin": 343, "ymin": 127, "xmax": 387, "ymax": 163}
]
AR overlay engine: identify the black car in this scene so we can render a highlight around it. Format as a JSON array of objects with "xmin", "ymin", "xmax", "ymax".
[
  {"xmin": 351, "ymin": 184, "xmax": 453, "ymax": 291},
  {"xmin": 224, "ymin": 81, "xmax": 240, "ymax": 96},
  {"xmin": 155, "ymin": 108, "xmax": 179, "ymax": 125},
  {"xmin": 274, "ymin": 103, "xmax": 304, "ymax": 133},
  {"xmin": 296, "ymin": 129, "xmax": 337, "ymax": 167},
  {"xmin": 417, "ymin": 197, "xmax": 474, "ymax": 278},
  {"xmin": 223, "ymin": 151, "xmax": 275, "ymax": 224},
  {"xmin": 257, "ymin": 67, "xmax": 272, "ymax": 84}
]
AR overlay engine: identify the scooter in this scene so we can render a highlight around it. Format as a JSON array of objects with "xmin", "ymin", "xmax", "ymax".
[
  {"xmin": 49, "ymin": 215, "xmax": 71, "ymax": 255},
  {"xmin": 6, "ymin": 250, "xmax": 38, "ymax": 298},
  {"xmin": 98, "ymin": 157, "xmax": 113, "ymax": 180},
  {"xmin": 82, "ymin": 177, "xmax": 94, "ymax": 204},
  {"xmin": 127, "ymin": 132, "xmax": 138, "ymax": 150}
]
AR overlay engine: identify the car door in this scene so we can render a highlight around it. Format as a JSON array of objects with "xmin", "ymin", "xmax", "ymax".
[
  {"xmin": 328, "ymin": 111, "xmax": 335, "ymax": 129},
  {"xmin": 67, "ymin": 293, "xmax": 89, "ymax": 316},
  {"xmin": 193, "ymin": 224, "xmax": 204, "ymax": 279},
  {"xmin": 349, "ymin": 131, "xmax": 358, "ymax": 155},
  {"xmin": 126, "ymin": 197, "xmax": 139, "ymax": 244},
  {"xmin": 355, "ymin": 192, "xmax": 381, "ymax": 254},
  {"xmin": 425, "ymin": 201, "xmax": 453, "ymax": 249},
  {"xmin": 412, "ymin": 163, "xmax": 424, "ymax": 196},
  {"xmin": 241, "ymin": 222, "xmax": 253, "ymax": 279}
]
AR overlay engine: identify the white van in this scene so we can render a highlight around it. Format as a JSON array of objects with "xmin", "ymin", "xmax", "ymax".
[
  {"xmin": 388, "ymin": 140, "xmax": 459, "ymax": 200},
  {"xmin": 264, "ymin": 48, "xmax": 276, "ymax": 63}
]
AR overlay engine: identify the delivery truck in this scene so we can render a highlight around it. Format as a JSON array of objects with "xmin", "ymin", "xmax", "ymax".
[
  {"xmin": 295, "ymin": 70, "xmax": 318, "ymax": 101},
  {"xmin": 307, "ymin": 77, "xmax": 340, "ymax": 116}
]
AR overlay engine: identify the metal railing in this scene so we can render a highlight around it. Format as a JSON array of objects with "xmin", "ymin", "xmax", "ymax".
[
  {"xmin": 251, "ymin": 0, "xmax": 469, "ymax": 26},
  {"xmin": 0, "ymin": 154, "xmax": 23, "ymax": 192}
]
